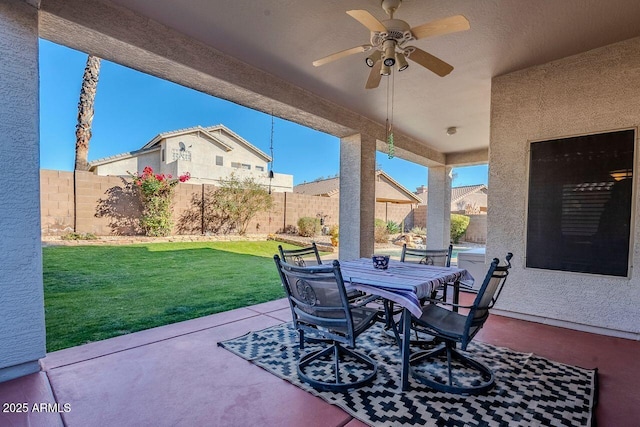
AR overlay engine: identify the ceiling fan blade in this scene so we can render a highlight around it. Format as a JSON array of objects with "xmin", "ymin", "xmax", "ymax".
[
  {"xmin": 312, "ymin": 45, "xmax": 371, "ymax": 67},
  {"xmin": 406, "ymin": 47, "xmax": 454, "ymax": 77},
  {"xmin": 365, "ymin": 60, "xmax": 383, "ymax": 89},
  {"xmin": 411, "ymin": 15, "xmax": 470, "ymax": 40},
  {"xmin": 346, "ymin": 10, "xmax": 386, "ymax": 33}
]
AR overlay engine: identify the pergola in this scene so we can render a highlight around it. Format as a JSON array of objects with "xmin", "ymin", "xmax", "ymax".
[{"xmin": 2, "ymin": 0, "xmax": 640, "ymax": 382}]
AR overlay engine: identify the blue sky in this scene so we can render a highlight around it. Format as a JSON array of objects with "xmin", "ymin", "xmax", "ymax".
[{"xmin": 39, "ymin": 39, "xmax": 487, "ymax": 190}]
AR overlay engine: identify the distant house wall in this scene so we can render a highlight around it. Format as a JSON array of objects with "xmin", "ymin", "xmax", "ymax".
[
  {"xmin": 452, "ymin": 192, "xmax": 488, "ymax": 214},
  {"xmin": 93, "ymin": 129, "xmax": 293, "ymax": 191},
  {"xmin": 160, "ymin": 132, "xmax": 268, "ymax": 179},
  {"xmin": 93, "ymin": 149, "xmax": 160, "ymax": 177},
  {"xmin": 375, "ymin": 175, "xmax": 418, "ymax": 203}
]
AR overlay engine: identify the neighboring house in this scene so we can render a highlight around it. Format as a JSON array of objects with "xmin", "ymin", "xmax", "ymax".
[
  {"xmin": 415, "ymin": 184, "xmax": 488, "ymax": 214},
  {"xmin": 295, "ymin": 170, "xmax": 423, "ymax": 205},
  {"xmin": 89, "ymin": 124, "xmax": 293, "ymax": 192}
]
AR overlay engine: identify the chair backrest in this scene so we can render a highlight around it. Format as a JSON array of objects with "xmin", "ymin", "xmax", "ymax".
[
  {"xmin": 400, "ymin": 244, "xmax": 452, "ymax": 267},
  {"xmin": 278, "ymin": 243, "xmax": 322, "ymax": 267},
  {"xmin": 462, "ymin": 252, "xmax": 513, "ymax": 348},
  {"xmin": 273, "ymin": 255, "xmax": 355, "ymax": 346}
]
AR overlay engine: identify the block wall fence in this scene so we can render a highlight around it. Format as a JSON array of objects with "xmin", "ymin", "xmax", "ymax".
[{"xmin": 40, "ymin": 170, "xmax": 418, "ymax": 237}]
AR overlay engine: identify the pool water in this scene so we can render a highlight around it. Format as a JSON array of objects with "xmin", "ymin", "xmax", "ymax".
[{"xmin": 373, "ymin": 246, "xmax": 479, "ymax": 265}]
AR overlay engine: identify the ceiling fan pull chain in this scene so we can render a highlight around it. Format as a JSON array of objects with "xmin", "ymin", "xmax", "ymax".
[
  {"xmin": 268, "ymin": 111, "xmax": 275, "ymax": 194},
  {"xmin": 387, "ymin": 71, "xmax": 395, "ymax": 159}
]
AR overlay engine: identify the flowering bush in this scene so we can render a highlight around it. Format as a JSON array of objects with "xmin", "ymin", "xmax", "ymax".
[{"xmin": 130, "ymin": 166, "xmax": 190, "ymax": 236}]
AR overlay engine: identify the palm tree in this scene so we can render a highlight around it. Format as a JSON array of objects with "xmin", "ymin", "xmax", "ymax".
[{"xmin": 74, "ymin": 55, "xmax": 101, "ymax": 171}]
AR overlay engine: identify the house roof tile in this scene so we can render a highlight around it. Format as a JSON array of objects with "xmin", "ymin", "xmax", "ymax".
[
  {"xmin": 415, "ymin": 184, "xmax": 488, "ymax": 205},
  {"xmin": 294, "ymin": 170, "xmax": 422, "ymax": 204}
]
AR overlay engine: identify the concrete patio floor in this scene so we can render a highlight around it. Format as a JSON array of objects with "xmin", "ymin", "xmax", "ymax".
[{"xmin": 1, "ymin": 294, "xmax": 639, "ymax": 426}]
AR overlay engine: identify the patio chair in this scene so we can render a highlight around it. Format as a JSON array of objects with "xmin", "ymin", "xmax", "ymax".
[
  {"xmin": 409, "ymin": 253, "xmax": 513, "ymax": 395},
  {"xmin": 401, "ymin": 243, "xmax": 454, "ymax": 301},
  {"xmin": 278, "ymin": 243, "xmax": 323, "ymax": 267},
  {"xmin": 273, "ymin": 255, "xmax": 379, "ymax": 392},
  {"xmin": 382, "ymin": 244, "xmax": 455, "ymax": 347},
  {"xmin": 278, "ymin": 243, "xmax": 374, "ymax": 307}
]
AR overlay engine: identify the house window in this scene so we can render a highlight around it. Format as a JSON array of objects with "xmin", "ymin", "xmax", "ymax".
[
  {"xmin": 526, "ymin": 129, "xmax": 635, "ymax": 277},
  {"xmin": 231, "ymin": 162, "xmax": 241, "ymax": 169},
  {"xmin": 216, "ymin": 156, "xmax": 223, "ymax": 166},
  {"xmin": 161, "ymin": 149, "xmax": 165, "ymax": 162},
  {"xmin": 241, "ymin": 163, "xmax": 251, "ymax": 170},
  {"xmin": 255, "ymin": 166, "xmax": 264, "ymax": 172}
]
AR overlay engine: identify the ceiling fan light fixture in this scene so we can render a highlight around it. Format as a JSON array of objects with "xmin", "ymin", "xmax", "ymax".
[
  {"xmin": 382, "ymin": 40, "xmax": 396, "ymax": 66},
  {"xmin": 380, "ymin": 62, "xmax": 391, "ymax": 76},
  {"xmin": 396, "ymin": 52, "xmax": 409, "ymax": 71},
  {"xmin": 365, "ymin": 53, "xmax": 377, "ymax": 67}
]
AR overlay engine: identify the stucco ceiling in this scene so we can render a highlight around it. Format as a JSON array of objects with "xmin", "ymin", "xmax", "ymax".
[{"xmin": 58, "ymin": 0, "xmax": 640, "ymax": 158}]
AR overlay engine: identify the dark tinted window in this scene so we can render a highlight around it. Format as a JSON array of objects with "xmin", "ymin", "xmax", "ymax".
[{"xmin": 526, "ymin": 129, "xmax": 635, "ymax": 277}]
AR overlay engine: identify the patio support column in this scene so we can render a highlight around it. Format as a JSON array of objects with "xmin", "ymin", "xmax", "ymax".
[
  {"xmin": 426, "ymin": 166, "xmax": 452, "ymax": 249},
  {"xmin": 339, "ymin": 133, "xmax": 376, "ymax": 260},
  {"xmin": 0, "ymin": 0, "xmax": 46, "ymax": 382}
]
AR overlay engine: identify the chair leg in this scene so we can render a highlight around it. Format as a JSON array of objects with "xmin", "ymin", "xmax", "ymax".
[
  {"xmin": 446, "ymin": 345, "xmax": 453, "ymax": 386},
  {"xmin": 410, "ymin": 342, "xmax": 495, "ymax": 395},
  {"xmin": 334, "ymin": 344, "xmax": 341, "ymax": 385},
  {"xmin": 297, "ymin": 343, "xmax": 378, "ymax": 392}
]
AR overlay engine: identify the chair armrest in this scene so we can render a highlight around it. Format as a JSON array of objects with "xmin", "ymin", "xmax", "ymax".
[{"xmin": 349, "ymin": 294, "xmax": 380, "ymax": 308}]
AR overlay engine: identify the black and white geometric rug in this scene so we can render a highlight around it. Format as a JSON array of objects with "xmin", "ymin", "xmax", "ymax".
[{"xmin": 218, "ymin": 322, "xmax": 597, "ymax": 426}]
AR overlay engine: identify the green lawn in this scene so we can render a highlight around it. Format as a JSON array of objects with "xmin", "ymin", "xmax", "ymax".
[{"xmin": 43, "ymin": 241, "xmax": 293, "ymax": 352}]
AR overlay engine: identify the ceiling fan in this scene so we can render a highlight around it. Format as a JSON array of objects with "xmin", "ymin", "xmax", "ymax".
[{"xmin": 312, "ymin": 0, "xmax": 470, "ymax": 89}]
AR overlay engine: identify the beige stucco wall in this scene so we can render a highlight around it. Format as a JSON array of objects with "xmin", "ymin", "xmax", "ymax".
[
  {"xmin": 488, "ymin": 36, "xmax": 640, "ymax": 337},
  {"xmin": 0, "ymin": 0, "xmax": 45, "ymax": 382},
  {"xmin": 461, "ymin": 214, "xmax": 487, "ymax": 244}
]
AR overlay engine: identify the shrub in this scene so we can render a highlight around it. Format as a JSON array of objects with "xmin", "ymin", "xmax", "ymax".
[
  {"xmin": 386, "ymin": 220, "xmax": 401, "ymax": 234},
  {"xmin": 410, "ymin": 226, "xmax": 426, "ymax": 235},
  {"xmin": 450, "ymin": 214, "xmax": 471, "ymax": 243},
  {"xmin": 374, "ymin": 218, "xmax": 389, "ymax": 243},
  {"xmin": 130, "ymin": 166, "xmax": 190, "ymax": 236},
  {"xmin": 210, "ymin": 174, "xmax": 273, "ymax": 235},
  {"xmin": 298, "ymin": 217, "xmax": 321, "ymax": 237},
  {"xmin": 283, "ymin": 224, "xmax": 298, "ymax": 235},
  {"xmin": 179, "ymin": 173, "xmax": 272, "ymax": 235},
  {"xmin": 61, "ymin": 232, "xmax": 97, "ymax": 241},
  {"xmin": 329, "ymin": 224, "xmax": 339, "ymax": 247}
]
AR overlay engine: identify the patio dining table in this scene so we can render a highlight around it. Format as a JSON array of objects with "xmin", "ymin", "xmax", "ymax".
[{"xmin": 340, "ymin": 258, "xmax": 474, "ymax": 391}]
